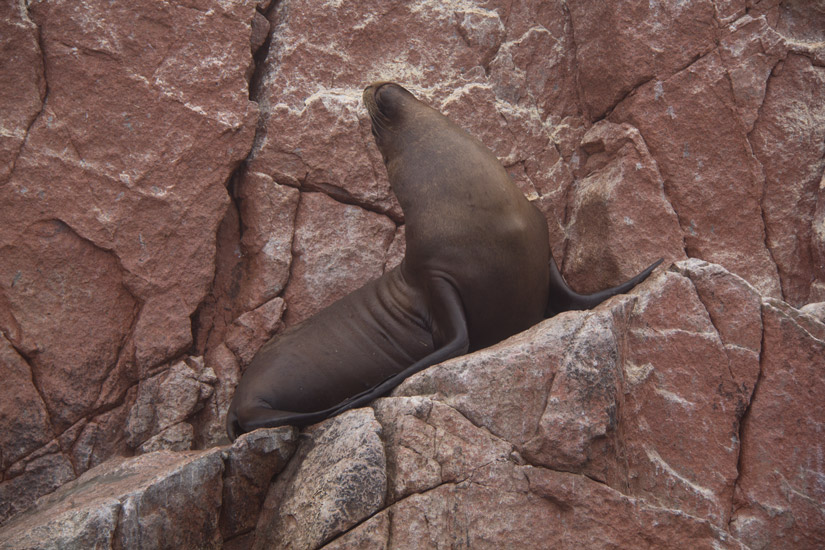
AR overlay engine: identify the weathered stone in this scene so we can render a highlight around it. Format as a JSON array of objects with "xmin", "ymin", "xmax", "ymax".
[
  {"xmin": 197, "ymin": 343, "xmax": 244, "ymax": 448},
  {"xmin": 751, "ymin": 53, "xmax": 825, "ymax": 306},
  {"xmin": 611, "ymin": 50, "xmax": 783, "ymax": 298},
  {"xmin": 674, "ymin": 259, "xmax": 763, "ymax": 389},
  {"xmin": 568, "ymin": 0, "xmax": 717, "ymax": 120},
  {"xmin": 137, "ymin": 423, "xmax": 195, "ymax": 454},
  {"xmin": 323, "ymin": 463, "xmax": 747, "ymax": 550},
  {"xmin": 730, "ymin": 299, "xmax": 825, "ymax": 549},
  {"xmin": 220, "ymin": 426, "xmax": 297, "ymax": 540},
  {"xmin": 236, "ymin": 173, "xmax": 300, "ymax": 312},
  {"xmin": 68, "ymin": 388, "xmax": 136, "ymax": 475},
  {"xmin": 0, "ymin": 0, "xmax": 45, "ymax": 185},
  {"xmin": 396, "ymin": 262, "xmax": 762, "ymax": 527},
  {"xmin": 373, "ymin": 396, "xmax": 514, "ymax": 503},
  {"xmin": 616, "ymin": 267, "xmax": 756, "ymax": 525},
  {"xmin": 0, "ymin": 334, "xmax": 52, "ymax": 473},
  {"xmin": 3, "ymin": 1, "xmax": 825, "ymax": 546},
  {"xmin": 253, "ymin": 409, "xmax": 386, "ymax": 550},
  {"xmin": 224, "ymin": 297, "xmax": 286, "ymax": 366},
  {"xmin": 563, "ymin": 120, "xmax": 686, "ymax": 292},
  {"xmin": 124, "ymin": 357, "xmax": 216, "ymax": 450},
  {"xmin": 0, "ymin": 445, "xmax": 75, "ymax": 526},
  {"xmin": 282, "ymin": 192, "xmax": 396, "ymax": 326},
  {"xmin": 0, "ymin": 221, "xmax": 137, "ymax": 433},
  {"xmin": 0, "ymin": 450, "xmax": 225, "ymax": 550},
  {"xmin": 0, "ymin": 0, "xmax": 260, "ymax": 510},
  {"xmin": 800, "ymin": 301, "xmax": 825, "ymax": 323}
]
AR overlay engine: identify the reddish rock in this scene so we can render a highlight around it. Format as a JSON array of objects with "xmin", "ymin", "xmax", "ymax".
[
  {"xmin": 0, "ymin": 0, "xmax": 260, "ymax": 514},
  {"xmin": 224, "ymin": 297, "xmax": 286, "ymax": 366},
  {"xmin": 282, "ymin": 192, "xmax": 396, "ymax": 326},
  {"xmin": 730, "ymin": 299, "xmax": 825, "ymax": 549},
  {"xmin": 253, "ymin": 409, "xmax": 386, "ymax": 550},
  {"xmin": 323, "ymin": 463, "xmax": 746, "ymax": 550},
  {"xmin": 0, "ymin": 335, "xmax": 52, "ymax": 474},
  {"xmin": 248, "ymin": 89, "xmax": 403, "ymax": 220},
  {"xmin": 236, "ymin": 173, "xmax": 300, "ymax": 312},
  {"xmin": 373, "ymin": 396, "xmax": 514, "ymax": 503},
  {"xmin": 0, "ymin": 220, "xmax": 137, "ymax": 433},
  {"xmin": 611, "ymin": 48, "xmax": 783, "ymax": 298},
  {"xmin": 801, "ymin": 301, "xmax": 825, "ymax": 323},
  {"xmin": 0, "ymin": 0, "xmax": 45, "ymax": 185},
  {"xmin": 0, "ymin": 443, "xmax": 75, "ymax": 526},
  {"xmin": 196, "ymin": 343, "xmax": 245, "ymax": 448},
  {"xmin": 751, "ymin": 53, "xmax": 825, "ymax": 305},
  {"xmin": 568, "ymin": 0, "xmax": 717, "ymax": 120},
  {"xmin": 487, "ymin": 2, "xmax": 578, "ymax": 121},
  {"xmin": 0, "ymin": 428, "xmax": 297, "ymax": 549},
  {"xmin": 617, "ymin": 266, "xmax": 757, "ymax": 525},
  {"xmin": 220, "ymin": 426, "xmax": 297, "ymax": 540},
  {"xmin": 562, "ymin": 120, "xmax": 685, "ymax": 292},
  {"xmin": 68, "ymin": 388, "xmax": 136, "ymax": 474},
  {"xmin": 137, "ymin": 423, "xmax": 196, "ymax": 454},
  {"xmin": 124, "ymin": 357, "xmax": 216, "ymax": 451},
  {"xmin": 2, "ymin": 0, "xmax": 825, "ymax": 547},
  {"xmin": 396, "ymin": 261, "xmax": 762, "ymax": 526},
  {"xmin": 0, "ymin": 450, "xmax": 225, "ymax": 550}
]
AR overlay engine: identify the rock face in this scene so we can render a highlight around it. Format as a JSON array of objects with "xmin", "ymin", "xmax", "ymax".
[
  {"xmin": 4, "ymin": 262, "xmax": 823, "ymax": 548},
  {"xmin": 1, "ymin": 0, "xmax": 824, "ymax": 548},
  {"xmin": 0, "ymin": 427, "xmax": 296, "ymax": 550}
]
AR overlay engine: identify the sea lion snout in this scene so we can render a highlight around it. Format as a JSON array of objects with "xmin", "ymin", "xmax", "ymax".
[{"xmin": 364, "ymin": 82, "xmax": 414, "ymax": 121}]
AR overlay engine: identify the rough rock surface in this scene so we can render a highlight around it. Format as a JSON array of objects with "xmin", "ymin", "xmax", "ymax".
[
  {"xmin": 4, "ymin": 262, "xmax": 823, "ymax": 548},
  {"xmin": 1, "ymin": 0, "xmax": 824, "ymax": 548},
  {"xmin": 0, "ymin": 427, "xmax": 295, "ymax": 550}
]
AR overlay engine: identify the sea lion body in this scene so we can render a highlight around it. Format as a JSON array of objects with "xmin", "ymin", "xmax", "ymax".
[{"xmin": 227, "ymin": 83, "xmax": 659, "ymax": 439}]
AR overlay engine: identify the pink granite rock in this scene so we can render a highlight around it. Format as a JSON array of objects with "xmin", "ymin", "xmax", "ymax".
[
  {"xmin": 568, "ymin": 0, "xmax": 717, "ymax": 119},
  {"xmin": 751, "ymin": 53, "xmax": 825, "ymax": 305},
  {"xmin": 0, "ymin": 0, "xmax": 45, "ymax": 185},
  {"xmin": 221, "ymin": 426, "xmax": 297, "ymax": 541},
  {"xmin": 252, "ymin": 409, "xmax": 386, "ymax": 550},
  {"xmin": 124, "ymin": 356, "xmax": 217, "ymax": 451},
  {"xmin": 2, "ymin": 0, "xmax": 825, "ymax": 547},
  {"xmin": 282, "ymin": 192, "xmax": 396, "ymax": 326},
  {"xmin": 0, "ymin": 0, "xmax": 260, "ymax": 519},
  {"xmin": 224, "ymin": 297, "xmax": 286, "ymax": 366},
  {"xmin": 0, "ymin": 428, "xmax": 297, "ymax": 549},
  {"xmin": 0, "ymin": 450, "xmax": 225, "ymax": 550},
  {"xmin": 562, "ymin": 120, "xmax": 686, "ymax": 292},
  {"xmin": 236, "ymin": 173, "xmax": 300, "ymax": 312},
  {"xmin": 730, "ymin": 299, "xmax": 825, "ymax": 549},
  {"xmin": 611, "ymin": 49, "xmax": 783, "ymax": 298}
]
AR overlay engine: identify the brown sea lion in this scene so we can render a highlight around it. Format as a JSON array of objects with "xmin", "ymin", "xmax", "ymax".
[{"xmin": 226, "ymin": 83, "xmax": 661, "ymax": 440}]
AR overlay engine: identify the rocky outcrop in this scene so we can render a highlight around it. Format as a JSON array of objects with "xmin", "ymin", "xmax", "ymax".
[
  {"xmin": 0, "ymin": 427, "xmax": 295, "ymax": 550},
  {"xmin": 3, "ymin": 261, "xmax": 823, "ymax": 548},
  {"xmin": 1, "ymin": 0, "xmax": 824, "ymax": 547}
]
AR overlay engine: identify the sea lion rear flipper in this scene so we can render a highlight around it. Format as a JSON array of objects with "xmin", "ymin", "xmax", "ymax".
[{"xmin": 546, "ymin": 257, "xmax": 663, "ymax": 317}]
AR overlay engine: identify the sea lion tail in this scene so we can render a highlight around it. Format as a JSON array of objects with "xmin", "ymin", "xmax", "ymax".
[{"xmin": 545, "ymin": 257, "xmax": 663, "ymax": 317}]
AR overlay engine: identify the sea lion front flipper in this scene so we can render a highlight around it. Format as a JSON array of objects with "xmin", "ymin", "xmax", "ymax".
[
  {"xmin": 327, "ymin": 276, "xmax": 470, "ymax": 415},
  {"xmin": 227, "ymin": 278, "xmax": 470, "ymax": 438},
  {"xmin": 545, "ymin": 257, "xmax": 663, "ymax": 317}
]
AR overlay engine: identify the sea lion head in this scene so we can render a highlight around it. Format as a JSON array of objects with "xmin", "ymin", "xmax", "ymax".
[{"xmin": 363, "ymin": 82, "xmax": 427, "ymax": 163}]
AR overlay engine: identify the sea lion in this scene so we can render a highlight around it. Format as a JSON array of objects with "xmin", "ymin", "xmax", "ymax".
[{"xmin": 226, "ymin": 82, "xmax": 661, "ymax": 440}]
